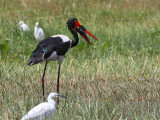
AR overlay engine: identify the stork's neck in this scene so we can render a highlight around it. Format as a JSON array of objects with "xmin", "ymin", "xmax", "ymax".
[{"xmin": 68, "ymin": 26, "xmax": 79, "ymax": 48}]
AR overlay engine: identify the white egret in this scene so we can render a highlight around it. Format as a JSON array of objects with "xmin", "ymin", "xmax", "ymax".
[
  {"xmin": 21, "ymin": 92, "xmax": 66, "ymax": 120},
  {"xmin": 34, "ymin": 22, "xmax": 45, "ymax": 41},
  {"xmin": 18, "ymin": 21, "xmax": 30, "ymax": 32}
]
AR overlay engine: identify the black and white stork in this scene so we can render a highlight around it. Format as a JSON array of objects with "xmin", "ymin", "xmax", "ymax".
[{"xmin": 27, "ymin": 18, "xmax": 98, "ymax": 102}]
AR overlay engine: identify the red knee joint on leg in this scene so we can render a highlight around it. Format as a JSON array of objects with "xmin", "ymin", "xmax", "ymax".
[
  {"xmin": 57, "ymin": 84, "xmax": 59, "ymax": 92},
  {"xmin": 42, "ymin": 78, "xmax": 44, "ymax": 84}
]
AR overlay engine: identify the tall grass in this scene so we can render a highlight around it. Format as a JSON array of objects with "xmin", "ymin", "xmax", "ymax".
[{"xmin": 0, "ymin": 0, "xmax": 160, "ymax": 119}]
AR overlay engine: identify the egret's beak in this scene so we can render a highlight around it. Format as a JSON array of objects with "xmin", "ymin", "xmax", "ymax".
[
  {"xmin": 74, "ymin": 21, "xmax": 98, "ymax": 45},
  {"xmin": 56, "ymin": 94, "xmax": 67, "ymax": 98}
]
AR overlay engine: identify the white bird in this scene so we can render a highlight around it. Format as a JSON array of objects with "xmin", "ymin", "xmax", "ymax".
[
  {"xmin": 34, "ymin": 22, "xmax": 45, "ymax": 41},
  {"xmin": 21, "ymin": 92, "xmax": 66, "ymax": 120},
  {"xmin": 18, "ymin": 21, "xmax": 30, "ymax": 32}
]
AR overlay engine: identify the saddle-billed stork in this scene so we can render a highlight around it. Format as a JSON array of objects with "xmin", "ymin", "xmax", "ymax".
[{"xmin": 27, "ymin": 18, "xmax": 97, "ymax": 102}]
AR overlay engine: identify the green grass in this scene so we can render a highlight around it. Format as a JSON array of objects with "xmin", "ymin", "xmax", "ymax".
[{"xmin": 0, "ymin": 0, "xmax": 160, "ymax": 119}]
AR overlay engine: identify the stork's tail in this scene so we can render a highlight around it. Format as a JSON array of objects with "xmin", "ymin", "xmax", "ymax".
[{"xmin": 27, "ymin": 48, "xmax": 44, "ymax": 66}]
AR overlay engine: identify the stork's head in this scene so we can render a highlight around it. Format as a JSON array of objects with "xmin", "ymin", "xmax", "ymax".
[{"xmin": 66, "ymin": 18, "xmax": 98, "ymax": 45}]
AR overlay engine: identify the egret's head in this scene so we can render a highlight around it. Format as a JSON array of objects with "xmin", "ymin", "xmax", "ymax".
[
  {"xmin": 48, "ymin": 92, "xmax": 67, "ymax": 99},
  {"xmin": 35, "ymin": 22, "xmax": 39, "ymax": 27},
  {"xmin": 18, "ymin": 21, "xmax": 24, "ymax": 26}
]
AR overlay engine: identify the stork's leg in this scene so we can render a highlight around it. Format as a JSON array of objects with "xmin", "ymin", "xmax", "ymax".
[
  {"xmin": 42, "ymin": 62, "xmax": 48, "ymax": 101},
  {"xmin": 57, "ymin": 63, "xmax": 61, "ymax": 104}
]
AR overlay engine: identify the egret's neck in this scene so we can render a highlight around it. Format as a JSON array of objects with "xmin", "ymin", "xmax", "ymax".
[
  {"xmin": 35, "ymin": 26, "xmax": 39, "ymax": 28},
  {"xmin": 68, "ymin": 26, "xmax": 79, "ymax": 48},
  {"xmin": 47, "ymin": 97, "xmax": 56, "ymax": 105}
]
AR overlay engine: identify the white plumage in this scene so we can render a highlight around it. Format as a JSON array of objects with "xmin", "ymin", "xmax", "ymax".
[
  {"xmin": 18, "ymin": 21, "xmax": 30, "ymax": 32},
  {"xmin": 34, "ymin": 22, "xmax": 45, "ymax": 41},
  {"xmin": 21, "ymin": 92, "xmax": 64, "ymax": 120},
  {"xmin": 51, "ymin": 35, "xmax": 70, "ymax": 42}
]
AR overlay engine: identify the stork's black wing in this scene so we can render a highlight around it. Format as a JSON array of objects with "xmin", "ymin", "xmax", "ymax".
[{"xmin": 28, "ymin": 36, "xmax": 70, "ymax": 66}]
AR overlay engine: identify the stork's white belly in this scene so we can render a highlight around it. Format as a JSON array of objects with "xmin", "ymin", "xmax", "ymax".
[
  {"xmin": 46, "ymin": 51, "xmax": 64, "ymax": 64},
  {"xmin": 46, "ymin": 51, "xmax": 58, "ymax": 61}
]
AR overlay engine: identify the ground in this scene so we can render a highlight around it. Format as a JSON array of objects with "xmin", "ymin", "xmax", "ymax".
[{"xmin": 0, "ymin": 0, "xmax": 160, "ymax": 119}]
